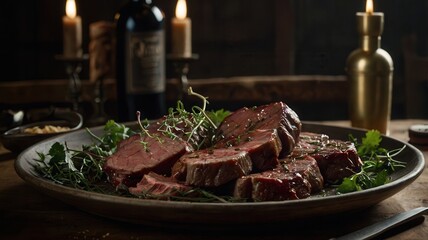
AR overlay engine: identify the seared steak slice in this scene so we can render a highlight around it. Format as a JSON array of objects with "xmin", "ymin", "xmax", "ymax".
[
  {"xmin": 104, "ymin": 133, "xmax": 191, "ymax": 187},
  {"xmin": 290, "ymin": 132, "xmax": 363, "ymax": 183},
  {"xmin": 217, "ymin": 102, "xmax": 301, "ymax": 157},
  {"xmin": 128, "ymin": 172, "xmax": 193, "ymax": 199},
  {"xmin": 215, "ymin": 129, "xmax": 282, "ymax": 171},
  {"xmin": 172, "ymin": 149, "xmax": 252, "ymax": 187},
  {"xmin": 281, "ymin": 156, "xmax": 324, "ymax": 193},
  {"xmin": 234, "ymin": 168, "xmax": 311, "ymax": 201}
]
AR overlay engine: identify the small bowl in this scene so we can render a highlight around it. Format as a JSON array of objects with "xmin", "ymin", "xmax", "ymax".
[{"xmin": 1, "ymin": 111, "xmax": 83, "ymax": 153}]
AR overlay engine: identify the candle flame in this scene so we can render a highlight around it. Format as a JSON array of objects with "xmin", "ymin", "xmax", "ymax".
[
  {"xmin": 366, "ymin": 0, "xmax": 374, "ymax": 14},
  {"xmin": 66, "ymin": 0, "xmax": 77, "ymax": 18},
  {"xmin": 175, "ymin": 0, "xmax": 187, "ymax": 20}
]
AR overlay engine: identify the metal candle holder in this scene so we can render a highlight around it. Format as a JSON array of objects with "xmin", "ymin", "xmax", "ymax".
[
  {"xmin": 167, "ymin": 54, "xmax": 199, "ymax": 101},
  {"xmin": 86, "ymin": 77, "xmax": 109, "ymax": 127},
  {"xmin": 346, "ymin": 12, "xmax": 393, "ymax": 134},
  {"xmin": 55, "ymin": 54, "xmax": 89, "ymax": 112}
]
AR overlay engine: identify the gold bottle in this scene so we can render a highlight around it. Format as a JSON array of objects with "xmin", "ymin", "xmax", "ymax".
[{"xmin": 346, "ymin": 12, "xmax": 393, "ymax": 135}]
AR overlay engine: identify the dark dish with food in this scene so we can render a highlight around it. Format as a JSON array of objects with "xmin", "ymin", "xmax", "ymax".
[
  {"xmin": 32, "ymin": 90, "xmax": 406, "ymax": 202},
  {"xmin": 1, "ymin": 111, "xmax": 83, "ymax": 153}
]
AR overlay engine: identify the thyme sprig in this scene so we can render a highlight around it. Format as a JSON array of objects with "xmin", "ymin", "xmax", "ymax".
[
  {"xmin": 153, "ymin": 87, "xmax": 229, "ymax": 150},
  {"xmin": 337, "ymin": 130, "xmax": 406, "ymax": 193}
]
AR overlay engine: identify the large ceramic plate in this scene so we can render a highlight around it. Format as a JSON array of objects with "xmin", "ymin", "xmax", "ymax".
[{"xmin": 15, "ymin": 122, "xmax": 425, "ymax": 227}]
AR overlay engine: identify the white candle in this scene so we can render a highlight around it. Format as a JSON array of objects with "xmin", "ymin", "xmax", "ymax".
[
  {"xmin": 171, "ymin": 0, "xmax": 192, "ymax": 57},
  {"xmin": 63, "ymin": 0, "xmax": 82, "ymax": 58}
]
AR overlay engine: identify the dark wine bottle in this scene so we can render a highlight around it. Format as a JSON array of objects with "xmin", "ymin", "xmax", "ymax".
[{"xmin": 115, "ymin": 0, "xmax": 166, "ymax": 122}]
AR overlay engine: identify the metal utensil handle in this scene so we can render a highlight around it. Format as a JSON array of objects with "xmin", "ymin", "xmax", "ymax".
[{"xmin": 333, "ymin": 207, "xmax": 428, "ymax": 240}]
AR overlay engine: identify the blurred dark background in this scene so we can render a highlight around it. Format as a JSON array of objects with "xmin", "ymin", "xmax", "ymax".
[{"xmin": 1, "ymin": 0, "xmax": 427, "ymax": 119}]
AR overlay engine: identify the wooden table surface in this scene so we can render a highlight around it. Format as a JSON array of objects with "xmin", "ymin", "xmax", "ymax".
[{"xmin": 0, "ymin": 119, "xmax": 427, "ymax": 240}]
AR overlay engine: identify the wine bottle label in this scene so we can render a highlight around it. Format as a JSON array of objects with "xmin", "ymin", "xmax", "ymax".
[{"xmin": 125, "ymin": 30, "xmax": 165, "ymax": 94}]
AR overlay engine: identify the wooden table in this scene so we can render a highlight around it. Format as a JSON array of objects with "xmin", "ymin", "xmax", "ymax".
[{"xmin": 0, "ymin": 119, "xmax": 427, "ymax": 240}]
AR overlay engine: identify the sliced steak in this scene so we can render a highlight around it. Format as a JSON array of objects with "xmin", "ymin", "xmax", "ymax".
[
  {"xmin": 172, "ymin": 149, "xmax": 252, "ymax": 187},
  {"xmin": 217, "ymin": 102, "xmax": 301, "ymax": 157},
  {"xmin": 128, "ymin": 172, "xmax": 193, "ymax": 199},
  {"xmin": 234, "ymin": 168, "xmax": 311, "ymax": 201},
  {"xmin": 215, "ymin": 129, "xmax": 282, "ymax": 171},
  {"xmin": 281, "ymin": 156, "xmax": 324, "ymax": 193},
  {"xmin": 290, "ymin": 132, "xmax": 363, "ymax": 183},
  {"xmin": 104, "ymin": 133, "xmax": 192, "ymax": 187}
]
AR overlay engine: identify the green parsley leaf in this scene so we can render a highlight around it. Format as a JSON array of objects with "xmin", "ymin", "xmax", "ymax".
[
  {"xmin": 102, "ymin": 120, "xmax": 133, "ymax": 150},
  {"xmin": 357, "ymin": 130, "xmax": 382, "ymax": 156},
  {"xmin": 48, "ymin": 142, "xmax": 67, "ymax": 164},
  {"xmin": 373, "ymin": 169, "xmax": 389, "ymax": 187},
  {"xmin": 337, "ymin": 177, "xmax": 357, "ymax": 193}
]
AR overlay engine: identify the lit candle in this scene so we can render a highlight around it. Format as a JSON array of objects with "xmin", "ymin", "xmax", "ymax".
[
  {"xmin": 357, "ymin": 0, "xmax": 384, "ymax": 51},
  {"xmin": 63, "ymin": 0, "xmax": 82, "ymax": 58},
  {"xmin": 171, "ymin": 0, "xmax": 192, "ymax": 57},
  {"xmin": 366, "ymin": 0, "xmax": 374, "ymax": 14}
]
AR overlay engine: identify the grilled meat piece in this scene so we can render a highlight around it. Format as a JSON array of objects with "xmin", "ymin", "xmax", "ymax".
[
  {"xmin": 172, "ymin": 149, "xmax": 252, "ymax": 187},
  {"xmin": 216, "ymin": 102, "xmax": 301, "ymax": 157},
  {"xmin": 104, "ymin": 133, "xmax": 192, "ymax": 187},
  {"xmin": 290, "ymin": 132, "xmax": 363, "ymax": 183},
  {"xmin": 128, "ymin": 172, "xmax": 193, "ymax": 199},
  {"xmin": 215, "ymin": 129, "xmax": 282, "ymax": 171},
  {"xmin": 234, "ymin": 168, "xmax": 311, "ymax": 201},
  {"xmin": 281, "ymin": 155, "xmax": 324, "ymax": 193}
]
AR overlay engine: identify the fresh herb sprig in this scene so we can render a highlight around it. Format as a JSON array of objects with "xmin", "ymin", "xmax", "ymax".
[
  {"xmin": 33, "ymin": 120, "xmax": 132, "ymax": 191},
  {"xmin": 337, "ymin": 130, "xmax": 406, "ymax": 193},
  {"xmin": 154, "ymin": 87, "xmax": 230, "ymax": 149}
]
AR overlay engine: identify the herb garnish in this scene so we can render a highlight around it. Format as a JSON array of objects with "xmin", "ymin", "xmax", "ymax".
[
  {"xmin": 154, "ymin": 87, "xmax": 230, "ymax": 149},
  {"xmin": 337, "ymin": 130, "xmax": 406, "ymax": 193},
  {"xmin": 33, "ymin": 120, "xmax": 132, "ymax": 191}
]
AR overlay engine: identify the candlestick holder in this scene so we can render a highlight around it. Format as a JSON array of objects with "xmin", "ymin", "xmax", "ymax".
[
  {"xmin": 86, "ymin": 77, "xmax": 110, "ymax": 127},
  {"xmin": 167, "ymin": 54, "xmax": 199, "ymax": 101},
  {"xmin": 346, "ymin": 12, "xmax": 393, "ymax": 135},
  {"xmin": 55, "ymin": 54, "xmax": 89, "ymax": 113}
]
